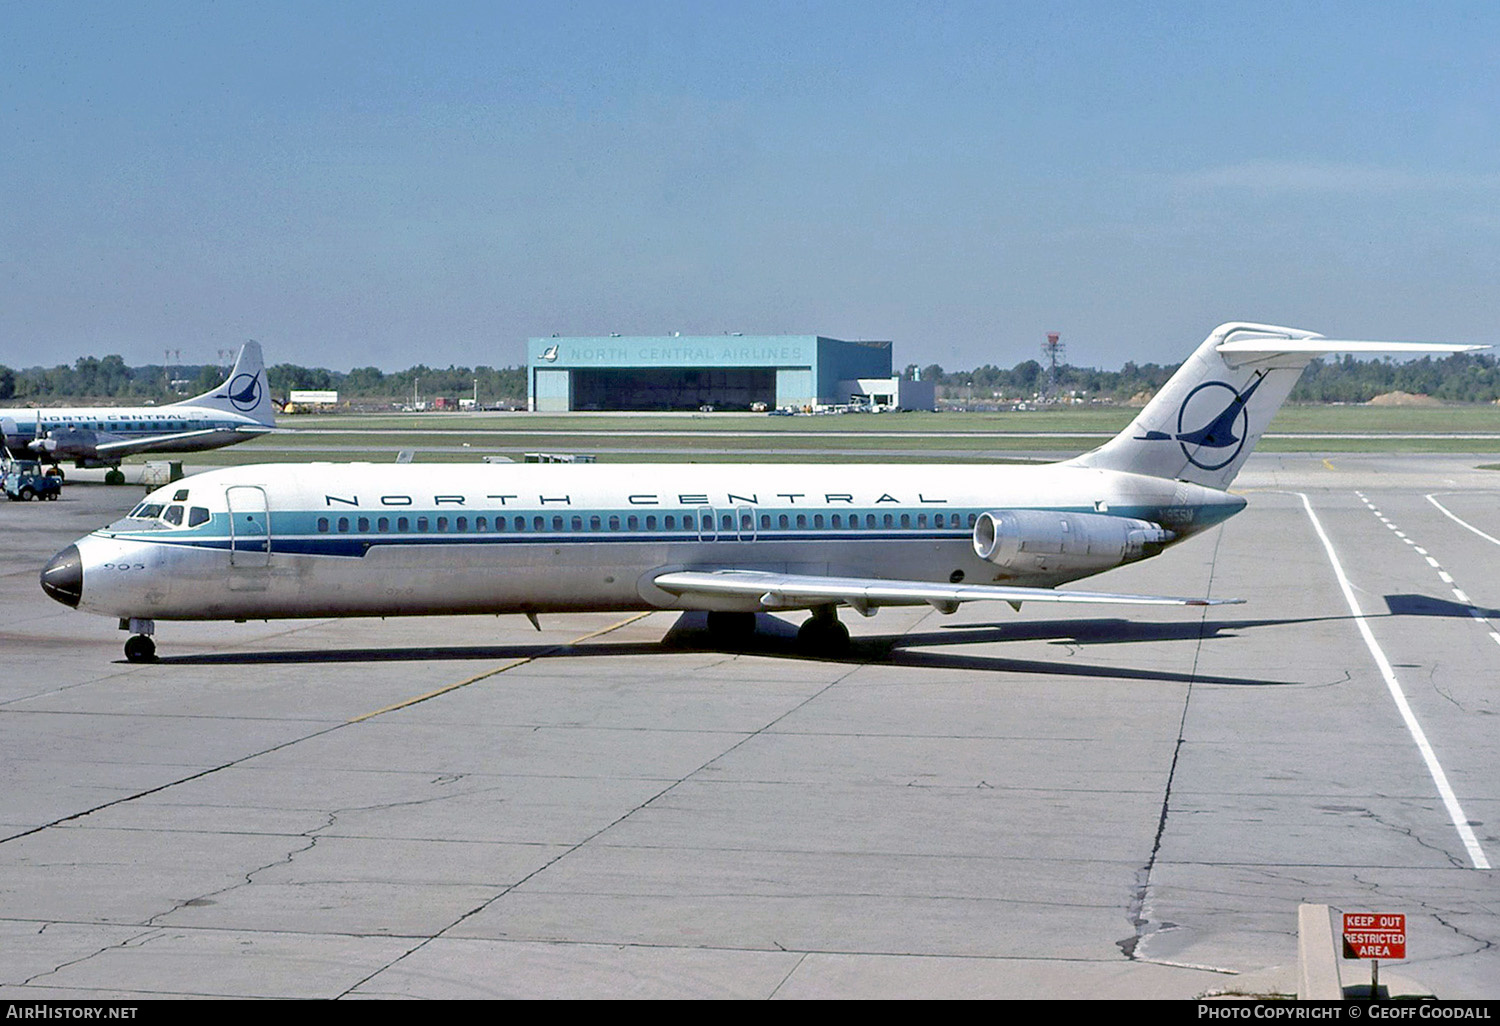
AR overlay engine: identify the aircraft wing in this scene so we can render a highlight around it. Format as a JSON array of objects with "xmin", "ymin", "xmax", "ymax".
[
  {"xmin": 651, "ymin": 569, "xmax": 1240, "ymax": 616},
  {"xmin": 92, "ymin": 426, "xmax": 269, "ymax": 458}
]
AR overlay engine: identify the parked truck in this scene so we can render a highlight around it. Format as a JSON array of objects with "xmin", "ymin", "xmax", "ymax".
[{"xmin": 2, "ymin": 459, "xmax": 63, "ymax": 501}]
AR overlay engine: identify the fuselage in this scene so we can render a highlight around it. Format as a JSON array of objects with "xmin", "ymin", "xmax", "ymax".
[
  {"xmin": 50, "ymin": 461, "xmax": 1245, "ymax": 622},
  {"xmin": 0, "ymin": 402, "xmax": 267, "ymax": 464}
]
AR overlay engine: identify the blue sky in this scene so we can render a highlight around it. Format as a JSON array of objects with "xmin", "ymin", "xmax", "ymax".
[{"xmin": 2, "ymin": 1, "xmax": 1496, "ymax": 372}]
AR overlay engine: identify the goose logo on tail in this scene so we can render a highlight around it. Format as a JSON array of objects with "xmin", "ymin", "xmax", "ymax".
[
  {"xmin": 217, "ymin": 373, "xmax": 263, "ymax": 413},
  {"xmin": 1135, "ymin": 372, "xmax": 1267, "ymax": 471}
]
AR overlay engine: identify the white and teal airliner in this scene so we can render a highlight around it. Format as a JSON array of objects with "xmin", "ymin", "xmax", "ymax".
[
  {"xmin": 38, "ymin": 323, "xmax": 1481, "ymax": 662},
  {"xmin": 1, "ymin": 342, "xmax": 275, "ymax": 476}
]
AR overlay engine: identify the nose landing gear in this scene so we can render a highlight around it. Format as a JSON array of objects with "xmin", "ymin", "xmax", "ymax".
[
  {"xmin": 124, "ymin": 635, "xmax": 156, "ymax": 663},
  {"xmin": 120, "ymin": 617, "xmax": 157, "ymax": 663}
]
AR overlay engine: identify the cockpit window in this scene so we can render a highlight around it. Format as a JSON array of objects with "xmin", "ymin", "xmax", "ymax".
[
  {"xmin": 162, "ymin": 505, "xmax": 184, "ymax": 526},
  {"xmin": 132, "ymin": 503, "xmax": 165, "ymax": 519},
  {"xmin": 188, "ymin": 506, "xmax": 210, "ymax": 527},
  {"xmin": 173, "ymin": 489, "xmax": 190, "ymax": 501}
]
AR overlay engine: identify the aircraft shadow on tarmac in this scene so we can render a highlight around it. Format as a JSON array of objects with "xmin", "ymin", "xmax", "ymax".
[{"xmin": 150, "ymin": 591, "xmax": 1489, "ymax": 686}]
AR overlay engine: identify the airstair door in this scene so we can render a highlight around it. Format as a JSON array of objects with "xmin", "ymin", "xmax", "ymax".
[{"xmin": 226, "ymin": 485, "xmax": 272, "ymax": 569}]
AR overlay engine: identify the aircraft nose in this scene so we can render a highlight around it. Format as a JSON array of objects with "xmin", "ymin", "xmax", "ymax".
[{"xmin": 40, "ymin": 544, "xmax": 83, "ymax": 608}]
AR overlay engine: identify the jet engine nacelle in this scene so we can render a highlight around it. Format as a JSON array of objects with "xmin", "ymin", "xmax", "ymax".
[{"xmin": 972, "ymin": 509, "xmax": 1172, "ymax": 575}]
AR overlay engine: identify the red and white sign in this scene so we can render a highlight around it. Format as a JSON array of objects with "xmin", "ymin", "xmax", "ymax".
[{"xmin": 1343, "ymin": 913, "xmax": 1406, "ymax": 959}]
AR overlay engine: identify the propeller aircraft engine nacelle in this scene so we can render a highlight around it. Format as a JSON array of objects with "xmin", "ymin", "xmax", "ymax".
[
  {"xmin": 972, "ymin": 509, "xmax": 1172, "ymax": 576},
  {"xmin": 29, "ymin": 426, "xmax": 100, "ymax": 459}
]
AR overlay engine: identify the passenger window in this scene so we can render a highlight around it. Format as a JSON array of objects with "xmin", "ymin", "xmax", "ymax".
[
  {"xmin": 831, "ymin": 514, "xmax": 842, "ymax": 528},
  {"xmin": 317, "ymin": 517, "xmax": 330, "ymax": 532},
  {"xmin": 338, "ymin": 517, "xmax": 350, "ymax": 532},
  {"xmin": 665, "ymin": 515, "xmax": 676, "ymax": 530},
  {"xmin": 417, "ymin": 517, "xmax": 428, "ymax": 532},
  {"xmin": 162, "ymin": 505, "xmax": 184, "ymax": 526},
  {"xmin": 609, "ymin": 515, "xmax": 621, "ymax": 531},
  {"xmin": 358, "ymin": 517, "xmax": 370, "ymax": 531},
  {"xmin": 813, "ymin": 514, "xmax": 824, "ymax": 529},
  {"xmin": 398, "ymin": 517, "xmax": 410, "ymax": 532},
  {"xmin": 900, "ymin": 514, "xmax": 910, "ymax": 528},
  {"xmin": 437, "ymin": 517, "xmax": 448, "ymax": 532},
  {"xmin": 588, "ymin": 516, "xmax": 600, "ymax": 531},
  {"xmin": 378, "ymin": 517, "xmax": 389, "ymax": 532},
  {"xmin": 778, "ymin": 515, "xmax": 789, "ymax": 529},
  {"xmin": 456, "ymin": 517, "xmax": 467, "ymax": 532},
  {"xmin": 552, "ymin": 516, "xmax": 564, "ymax": 531},
  {"xmin": 188, "ymin": 507, "xmax": 210, "ymax": 527},
  {"xmin": 626, "ymin": 515, "xmax": 637, "ymax": 530}
]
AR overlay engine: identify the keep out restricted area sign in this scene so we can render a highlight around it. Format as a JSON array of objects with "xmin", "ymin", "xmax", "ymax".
[{"xmin": 1343, "ymin": 912, "xmax": 1406, "ymax": 959}]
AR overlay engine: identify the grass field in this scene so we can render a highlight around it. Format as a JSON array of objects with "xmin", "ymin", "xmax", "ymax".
[
  {"xmin": 285, "ymin": 403, "xmax": 1500, "ymax": 435},
  {"xmin": 157, "ymin": 403, "xmax": 1500, "ymax": 467}
]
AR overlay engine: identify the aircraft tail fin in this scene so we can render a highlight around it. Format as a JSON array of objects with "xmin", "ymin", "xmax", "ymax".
[
  {"xmin": 1067, "ymin": 322, "xmax": 1483, "ymax": 489},
  {"xmin": 176, "ymin": 342, "xmax": 275, "ymax": 425}
]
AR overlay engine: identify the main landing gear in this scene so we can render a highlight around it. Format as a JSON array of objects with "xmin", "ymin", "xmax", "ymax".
[
  {"xmin": 796, "ymin": 605, "xmax": 850, "ymax": 655},
  {"xmin": 705, "ymin": 611, "xmax": 757, "ymax": 644},
  {"xmin": 121, "ymin": 618, "xmax": 157, "ymax": 663},
  {"xmin": 701, "ymin": 607, "xmax": 851, "ymax": 656}
]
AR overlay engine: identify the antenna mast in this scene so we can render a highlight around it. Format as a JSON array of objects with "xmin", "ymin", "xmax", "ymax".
[{"xmin": 1042, "ymin": 332, "xmax": 1065, "ymax": 400}]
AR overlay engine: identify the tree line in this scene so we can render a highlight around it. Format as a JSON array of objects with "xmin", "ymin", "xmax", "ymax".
[
  {"xmin": 908, "ymin": 352, "xmax": 1500, "ymax": 404},
  {"xmin": 0, "ymin": 359, "xmax": 529, "ymax": 406},
  {"xmin": 2, "ymin": 352, "xmax": 1499, "ymax": 405}
]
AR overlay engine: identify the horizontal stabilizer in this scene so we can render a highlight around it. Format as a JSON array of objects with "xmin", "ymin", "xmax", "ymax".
[
  {"xmin": 652, "ymin": 569, "xmax": 1239, "ymax": 615},
  {"xmin": 1216, "ymin": 338, "xmax": 1484, "ymax": 368}
]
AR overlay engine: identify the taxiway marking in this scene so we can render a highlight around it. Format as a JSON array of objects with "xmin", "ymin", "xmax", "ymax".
[
  {"xmin": 1306, "ymin": 492, "xmax": 1490, "ymax": 869},
  {"xmin": 349, "ymin": 611, "xmax": 657, "ymax": 723}
]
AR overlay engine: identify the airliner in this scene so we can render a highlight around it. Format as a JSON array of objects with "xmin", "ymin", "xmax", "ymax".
[
  {"xmin": 38, "ymin": 323, "xmax": 1482, "ymax": 662},
  {"xmin": 1, "ymin": 342, "xmax": 275, "ymax": 478}
]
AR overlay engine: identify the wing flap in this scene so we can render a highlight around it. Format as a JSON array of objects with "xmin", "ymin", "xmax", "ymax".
[{"xmin": 652, "ymin": 569, "xmax": 1239, "ymax": 612}]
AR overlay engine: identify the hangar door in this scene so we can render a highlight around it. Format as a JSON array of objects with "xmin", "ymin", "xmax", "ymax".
[
  {"xmin": 533, "ymin": 369, "xmax": 572, "ymax": 412},
  {"xmin": 570, "ymin": 368, "xmax": 776, "ymax": 411}
]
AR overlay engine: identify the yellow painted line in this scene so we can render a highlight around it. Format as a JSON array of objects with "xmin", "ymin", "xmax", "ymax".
[
  {"xmin": 348, "ymin": 610, "xmax": 658, "ymax": 723},
  {"xmin": 1323, "ymin": 458, "xmax": 1337, "ymax": 471}
]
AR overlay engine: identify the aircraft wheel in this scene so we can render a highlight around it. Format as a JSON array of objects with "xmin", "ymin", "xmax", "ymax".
[
  {"xmin": 124, "ymin": 635, "xmax": 157, "ymax": 663},
  {"xmin": 104, "ymin": 469, "xmax": 126, "ymax": 486},
  {"xmin": 797, "ymin": 614, "xmax": 850, "ymax": 655}
]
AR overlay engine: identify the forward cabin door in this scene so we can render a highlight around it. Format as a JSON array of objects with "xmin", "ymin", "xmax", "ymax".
[{"xmin": 225, "ymin": 485, "xmax": 272, "ymax": 588}]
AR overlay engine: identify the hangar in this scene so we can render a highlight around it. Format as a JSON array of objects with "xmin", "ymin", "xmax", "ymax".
[{"xmin": 526, "ymin": 334, "xmax": 930, "ymax": 412}]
